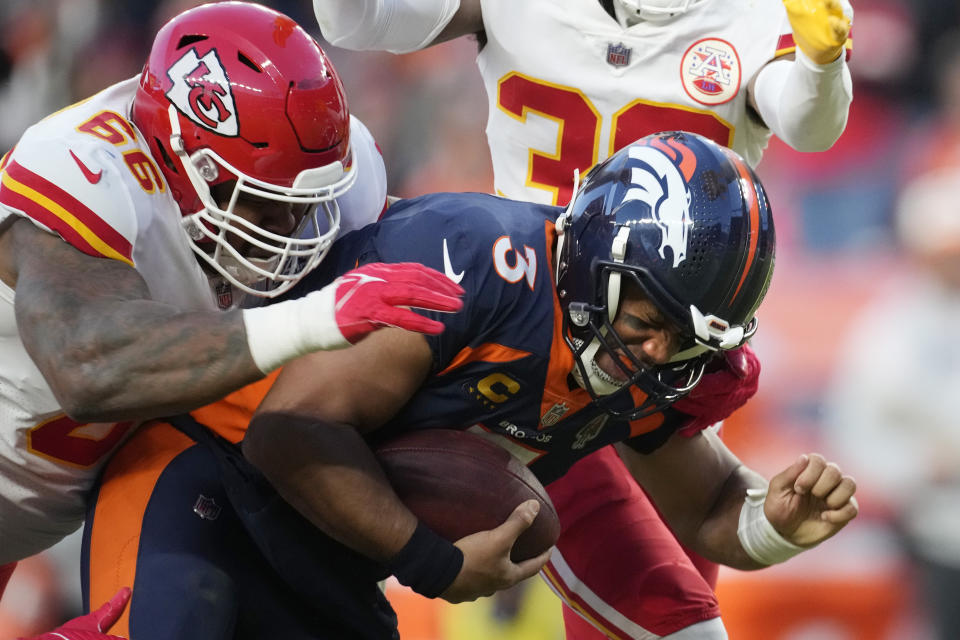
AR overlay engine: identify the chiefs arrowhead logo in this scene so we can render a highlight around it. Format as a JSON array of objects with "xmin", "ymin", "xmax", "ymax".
[{"xmin": 165, "ymin": 47, "xmax": 238, "ymax": 136}]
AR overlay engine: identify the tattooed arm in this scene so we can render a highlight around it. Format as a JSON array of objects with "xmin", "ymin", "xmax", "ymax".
[
  {"xmin": 0, "ymin": 218, "xmax": 462, "ymax": 423},
  {"xmin": 1, "ymin": 218, "xmax": 263, "ymax": 422}
]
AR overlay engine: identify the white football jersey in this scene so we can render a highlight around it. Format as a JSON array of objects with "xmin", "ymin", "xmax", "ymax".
[
  {"xmin": 0, "ymin": 77, "xmax": 386, "ymax": 562},
  {"xmin": 477, "ymin": 0, "xmax": 848, "ymax": 205}
]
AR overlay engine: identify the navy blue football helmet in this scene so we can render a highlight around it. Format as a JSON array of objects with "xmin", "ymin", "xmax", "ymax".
[{"xmin": 555, "ymin": 131, "xmax": 776, "ymax": 420}]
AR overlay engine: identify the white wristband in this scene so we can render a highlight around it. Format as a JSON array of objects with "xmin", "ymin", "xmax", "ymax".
[
  {"xmin": 241, "ymin": 283, "xmax": 348, "ymax": 374},
  {"xmin": 737, "ymin": 486, "xmax": 806, "ymax": 566}
]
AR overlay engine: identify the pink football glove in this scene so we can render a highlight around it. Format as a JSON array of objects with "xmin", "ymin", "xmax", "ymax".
[
  {"xmin": 21, "ymin": 587, "xmax": 131, "ymax": 640},
  {"xmin": 334, "ymin": 262, "xmax": 464, "ymax": 344},
  {"xmin": 673, "ymin": 344, "xmax": 760, "ymax": 436}
]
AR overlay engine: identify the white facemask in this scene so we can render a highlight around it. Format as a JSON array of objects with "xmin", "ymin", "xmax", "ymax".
[{"xmin": 169, "ymin": 106, "xmax": 355, "ymax": 298}]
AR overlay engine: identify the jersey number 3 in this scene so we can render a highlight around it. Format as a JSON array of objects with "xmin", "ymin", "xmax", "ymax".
[{"xmin": 493, "ymin": 235, "xmax": 537, "ymax": 289}]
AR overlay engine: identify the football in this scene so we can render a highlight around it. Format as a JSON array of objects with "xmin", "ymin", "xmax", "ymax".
[{"xmin": 373, "ymin": 428, "xmax": 561, "ymax": 562}]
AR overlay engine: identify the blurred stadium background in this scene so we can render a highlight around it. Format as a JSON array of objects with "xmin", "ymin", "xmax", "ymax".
[{"xmin": 2, "ymin": 0, "xmax": 959, "ymax": 638}]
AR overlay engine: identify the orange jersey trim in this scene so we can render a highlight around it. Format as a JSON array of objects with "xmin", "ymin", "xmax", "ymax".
[
  {"xmin": 87, "ymin": 421, "xmax": 194, "ymax": 637},
  {"xmin": 542, "ymin": 221, "xmax": 596, "ymax": 420},
  {"xmin": 626, "ymin": 391, "xmax": 665, "ymax": 437},
  {"xmin": 0, "ymin": 160, "xmax": 134, "ymax": 265},
  {"xmin": 188, "ymin": 370, "xmax": 280, "ymax": 443},
  {"xmin": 437, "ymin": 343, "xmax": 532, "ymax": 376}
]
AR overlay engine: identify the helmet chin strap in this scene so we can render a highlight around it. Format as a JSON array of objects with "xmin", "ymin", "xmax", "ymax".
[
  {"xmin": 559, "ymin": 169, "xmax": 636, "ymax": 398},
  {"xmin": 214, "ymin": 253, "xmax": 278, "ymax": 287},
  {"xmin": 167, "ymin": 105, "xmax": 217, "ymax": 214},
  {"xmin": 606, "ymin": 226, "xmax": 630, "ymax": 322},
  {"xmin": 570, "ymin": 337, "xmax": 627, "ymax": 396},
  {"xmin": 570, "ymin": 226, "xmax": 632, "ymax": 395}
]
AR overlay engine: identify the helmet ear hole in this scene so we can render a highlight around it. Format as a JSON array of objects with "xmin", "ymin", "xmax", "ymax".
[{"xmin": 151, "ymin": 137, "xmax": 178, "ymax": 173}]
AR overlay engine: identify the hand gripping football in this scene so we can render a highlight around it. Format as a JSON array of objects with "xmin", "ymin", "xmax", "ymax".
[{"xmin": 374, "ymin": 429, "xmax": 561, "ymax": 562}]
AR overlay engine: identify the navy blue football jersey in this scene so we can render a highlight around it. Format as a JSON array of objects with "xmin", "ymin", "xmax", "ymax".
[{"xmin": 295, "ymin": 192, "xmax": 688, "ymax": 485}]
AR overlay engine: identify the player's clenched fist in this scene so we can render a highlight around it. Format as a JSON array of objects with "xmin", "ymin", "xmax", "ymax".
[
  {"xmin": 764, "ymin": 453, "xmax": 858, "ymax": 547},
  {"xmin": 783, "ymin": 0, "xmax": 852, "ymax": 65}
]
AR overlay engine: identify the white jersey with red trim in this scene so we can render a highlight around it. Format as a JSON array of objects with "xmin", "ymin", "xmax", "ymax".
[
  {"xmin": 0, "ymin": 77, "xmax": 386, "ymax": 563},
  {"xmin": 477, "ymin": 0, "xmax": 848, "ymax": 206}
]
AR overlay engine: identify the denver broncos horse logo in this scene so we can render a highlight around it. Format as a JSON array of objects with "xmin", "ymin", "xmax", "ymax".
[{"xmin": 622, "ymin": 138, "xmax": 697, "ymax": 267}]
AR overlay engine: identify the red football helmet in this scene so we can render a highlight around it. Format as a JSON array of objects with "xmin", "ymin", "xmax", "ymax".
[{"xmin": 131, "ymin": 1, "xmax": 355, "ymax": 297}]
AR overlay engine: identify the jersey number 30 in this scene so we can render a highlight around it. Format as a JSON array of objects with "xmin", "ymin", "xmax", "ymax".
[{"xmin": 498, "ymin": 73, "xmax": 735, "ymax": 205}]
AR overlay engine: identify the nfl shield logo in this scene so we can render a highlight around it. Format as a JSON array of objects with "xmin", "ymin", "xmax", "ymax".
[
  {"xmin": 540, "ymin": 402, "xmax": 570, "ymax": 427},
  {"xmin": 606, "ymin": 42, "xmax": 631, "ymax": 67},
  {"xmin": 215, "ymin": 280, "xmax": 233, "ymax": 309},
  {"xmin": 193, "ymin": 495, "xmax": 222, "ymax": 521}
]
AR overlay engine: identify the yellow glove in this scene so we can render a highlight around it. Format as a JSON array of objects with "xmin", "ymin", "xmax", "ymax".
[{"xmin": 782, "ymin": 0, "xmax": 851, "ymax": 65}]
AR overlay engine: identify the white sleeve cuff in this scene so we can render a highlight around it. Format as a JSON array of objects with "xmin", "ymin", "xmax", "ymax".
[{"xmin": 752, "ymin": 48, "xmax": 852, "ymax": 152}]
